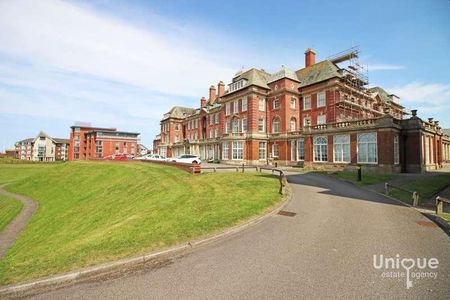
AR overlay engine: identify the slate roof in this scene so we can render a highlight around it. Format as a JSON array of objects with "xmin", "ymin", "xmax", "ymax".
[
  {"xmin": 295, "ymin": 60, "xmax": 342, "ymax": 88},
  {"xmin": 232, "ymin": 68, "xmax": 272, "ymax": 90},
  {"xmin": 163, "ymin": 106, "xmax": 197, "ymax": 120},
  {"xmin": 443, "ymin": 129, "xmax": 450, "ymax": 136},
  {"xmin": 54, "ymin": 138, "xmax": 70, "ymax": 144},
  {"xmin": 268, "ymin": 66, "xmax": 300, "ymax": 84},
  {"xmin": 369, "ymin": 86, "xmax": 403, "ymax": 107}
]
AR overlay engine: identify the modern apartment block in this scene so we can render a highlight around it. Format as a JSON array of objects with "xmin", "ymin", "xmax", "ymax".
[
  {"xmin": 15, "ymin": 131, "xmax": 70, "ymax": 161},
  {"xmin": 68, "ymin": 123, "xmax": 140, "ymax": 160},
  {"xmin": 156, "ymin": 48, "xmax": 450, "ymax": 172}
]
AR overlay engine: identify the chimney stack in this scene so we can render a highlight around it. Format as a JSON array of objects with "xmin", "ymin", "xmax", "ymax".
[
  {"xmin": 209, "ymin": 85, "xmax": 217, "ymax": 103},
  {"xmin": 305, "ymin": 48, "xmax": 316, "ymax": 67},
  {"xmin": 201, "ymin": 96, "xmax": 207, "ymax": 108},
  {"xmin": 217, "ymin": 81, "xmax": 225, "ymax": 97}
]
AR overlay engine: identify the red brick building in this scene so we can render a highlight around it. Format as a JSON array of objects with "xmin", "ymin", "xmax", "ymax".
[
  {"xmin": 68, "ymin": 124, "xmax": 140, "ymax": 160},
  {"xmin": 156, "ymin": 48, "xmax": 449, "ymax": 172}
]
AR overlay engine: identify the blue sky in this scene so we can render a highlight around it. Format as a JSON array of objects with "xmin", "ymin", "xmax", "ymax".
[{"xmin": 0, "ymin": 0, "xmax": 449, "ymax": 151}]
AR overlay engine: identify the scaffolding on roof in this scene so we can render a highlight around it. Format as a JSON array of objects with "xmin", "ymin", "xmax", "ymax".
[{"xmin": 327, "ymin": 46, "xmax": 377, "ymax": 122}]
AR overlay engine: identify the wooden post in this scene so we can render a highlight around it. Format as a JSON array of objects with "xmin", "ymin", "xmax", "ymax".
[
  {"xmin": 385, "ymin": 183, "xmax": 389, "ymax": 195},
  {"xmin": 242, "ymin": 163, "xmax": 245, "ymax": 173}
]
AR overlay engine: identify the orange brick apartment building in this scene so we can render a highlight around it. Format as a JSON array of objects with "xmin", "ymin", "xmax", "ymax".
[
  {"xmin": 155, "ymin": 48, "xmax": 450, "ymax": 172},
  {"xmin": 68, "ymin": 124, "xmax": 140, "ymax": 160}
]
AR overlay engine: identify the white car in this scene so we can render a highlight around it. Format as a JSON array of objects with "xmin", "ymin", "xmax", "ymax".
[
  {"xmin": 135, "ymin": 154, "xmax": 167, "ymax": 161},
  {"xmin": 171, "ymin": 154, "xmax": 201, "ymax": 164}
]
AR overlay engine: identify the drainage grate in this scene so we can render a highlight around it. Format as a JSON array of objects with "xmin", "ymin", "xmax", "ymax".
[
  {"xmin": 278, "ymin": 210, "xmax": 296, "ymax": 217},
  {"xmin": 417, "ymin": 220, "xmax": 438, "ymax": 227}
]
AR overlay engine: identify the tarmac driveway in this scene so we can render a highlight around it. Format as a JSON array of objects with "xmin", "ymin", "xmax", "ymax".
[{"xmin": 32, "ymin": 173, "xmax": 450, "ymax": 299}]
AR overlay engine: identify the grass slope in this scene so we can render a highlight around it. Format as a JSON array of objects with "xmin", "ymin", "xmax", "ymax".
[
  {"xmin": 0, "ymin": 161, "xmax": 281, "ymax": 285},
  {"xmin": 389, "ymin": 174, "xmax": 450, "ymax": 205},
  {"xmin": 0, "ymin": 195, "xmax": 23, "ymax": 232}
]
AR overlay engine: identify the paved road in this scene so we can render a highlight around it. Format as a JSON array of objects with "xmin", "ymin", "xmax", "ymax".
[
  {"xmin": 32, "ymin": 174, "xmax": 450, "ymax": 299},
  {"xmin": 0, "ymin": 186, "xmax": 37, "ymax": 258}
]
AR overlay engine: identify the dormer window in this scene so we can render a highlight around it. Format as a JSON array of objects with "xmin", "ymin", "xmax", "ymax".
[{"xmin": 228, "ymin": 79, "xmax": 247, "ymax": 93}]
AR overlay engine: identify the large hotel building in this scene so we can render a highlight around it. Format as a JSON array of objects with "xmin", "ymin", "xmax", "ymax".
[{"xmin": 155, "ymin": 48, "xmax": 450, "ymax": 172}]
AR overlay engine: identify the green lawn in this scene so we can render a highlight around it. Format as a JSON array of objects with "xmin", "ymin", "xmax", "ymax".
[
  {"xmin": 389, "ymin": 174, "xmax": 450, "ymax": 205},
  {"xmin": 438, "ymin": 212, "xmax": 450, "ymax": 223},
  {"xmin": 0, "ymin": 195, "xmax": 23, "ymax": 232},
  {"xmin": 330, "ymin": 171, "xmax": 397, "ymax": 186},
  {"xmin": 0, "ymin": 161, "xmax": 282, "ymax": 285}
]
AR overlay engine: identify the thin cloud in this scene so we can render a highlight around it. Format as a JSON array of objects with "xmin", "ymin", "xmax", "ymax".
[{"xmin": 368, "ymin": 64, "xmax": 405, "ymax": 71}]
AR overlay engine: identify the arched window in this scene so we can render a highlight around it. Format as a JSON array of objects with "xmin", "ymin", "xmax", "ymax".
[
  {"xmin": 357, "ymin": 132, "xmax": 377, "ymax": 163},
  {"xmin": 272, "ymin": 118, "xmax": 280, "ymax": 133},
  {"xmin": 313, "ymin": 136, "xmax": 328, "ymax": 162},
  {"xmin": 290, "ymin": 117, "xmax": 296, "ymax": 132}
]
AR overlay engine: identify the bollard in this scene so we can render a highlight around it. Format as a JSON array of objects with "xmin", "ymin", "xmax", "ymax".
[
  {"xmin": 242, "ymin": 163, "xmax": 245, "ymax": 173},
  {"xmin": 385, "ymin": 183, "xmax": 389, "ymax": 195},
  {"xmin": 275, "ymin": 162, "xmax": 278, "ymax": 168},
  {"xmin": 436, "ymin": 196, "xmax": 443, "ymax": 214},
  {"xmin": 412, "ymin": 191, "xmax": 419, "ymax": 207},
  {"xmin": 357, "ymin": 166, "xmax": 362, "ymax": 181}
]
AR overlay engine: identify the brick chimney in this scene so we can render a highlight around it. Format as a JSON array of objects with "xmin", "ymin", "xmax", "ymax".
[
  {"xmin": 305, "ymin": 48, "xmax": 316, "ymax": 67},
  {"xmin": 209, "ymin": 85, "xmax": 216, "ymax": 103},
  {"xmin": 217, "ymin": 81, "xmax": 225, "ymax": 97},
  {"xmin": 201, "ymin": 96, "xmax": 207, "ymax": 108}
]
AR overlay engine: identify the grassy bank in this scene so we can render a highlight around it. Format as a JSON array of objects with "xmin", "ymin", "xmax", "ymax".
[
  {"xmin": 0, "ymin": 161, "xmax": 282, "ymax": 285},
  {"xmin": 389, "ymin": 174, "xmax": 450, "ymax": 205},
  {"xmin": 329, "ymin": 171, "xmax": 397, "ymax": 186},
  {"xmin": 0, "ymin": 195, "xmax": 23, "ymax": 232}
]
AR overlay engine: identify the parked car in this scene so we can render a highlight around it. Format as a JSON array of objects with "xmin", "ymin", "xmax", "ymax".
[
  {"xmin": 134, "ymin": 154, "xmax": 167, "ymax": 161},
  {"xmin": 104, "ymin": 154, "xmax": 128, "ymax": 160},
  {"xmin": 171, "ymin": 154, "xmax": 201, "ymax": 164}
]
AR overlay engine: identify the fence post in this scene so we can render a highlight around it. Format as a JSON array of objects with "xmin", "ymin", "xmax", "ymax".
[
  {"xmin": 214, "ymin": 167, "xmax": 216, "ymax": 172},
  {"xmin": 385, "ymin": 183, "xmax": 389, "ymax": 195},
  {"xmin": 236, "ymin": 167, "xmax": 239, "ymax": 172},
  {"xmin": 436, "ymin": 196, "xmax": 443, "ymax": 214},
  {"xmin": 412, "ymin": 191, "xmax": 419, "ymax": 207},
  {"xmin": 242, "ymin": 163, "xmax": 245, "ymax": 173}
]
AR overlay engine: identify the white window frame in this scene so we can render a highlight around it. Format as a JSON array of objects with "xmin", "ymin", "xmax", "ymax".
[
  {"xmin": 259, "ymin": 98, "xmax": 265, "ymax": 111},
  {"xmin": 317, "ymin": 91, "xmax": 326, "ymax": 107},
  {"xmin": 233, "ymin": 101, "xmax": 239, "ymax": 114},
  {"xmin": 232, "ymin": 118, "xmax": 239, "ymax": 133},
  {"xmin": 272, "ymin": 144, "xmax": 279, "ymax": 158},
  {"xmin": 273, "ymin": 98, "xmax": 280, "ymax": 109},
  {"xmin": 242, "ymin": 97, "xmax": 247, "ymax": 112},
  {"xmin": 215, "ymin": 113, "xmax": 220, "ymax": 124},
  {"xmin": 290, "ymin": 97, "xmax": 296, "ymax": 109},
  {"xmin": 259, "ymin": 142, "xmax": 266, "ymax": 160},
  {"xmin": 303, "ymin": 117, "xmax": 311, "ymax": 127},
  {"xmin": 333, "ymin": 134, "xmax": 350, "ymax": 163},
  {"xmin": 258, "ymin": 117, "xmax": 265, "ymax": 132},
  {"xmin": 226, "ymin": 103, "xmax": 230, "ymax": 116},
  {"xmin": 357, "ymin": 132, "xmax": 378, "ymax": 164},
  {"xmin": 242, "ymin": 118, "xmax": 248, "ymax": 132},
  {"xmin": 222, "ymin": 143, "xmax": 229, "ymax": 160},
  {"xmin": 232, "ymin": 141, "xmax": 244, "ymax": 160},
  {"xmin": 272, "ymin": 118, "xmax": 280, "ymax": 133},
  {"xmin": 317, "ymin": 114, "xmax": 326, "ymax": 125},
  {"xmin": 313, "ymin": 136, "xmax": 328, "ymax": 162},
  {"xmin": 290, "ymin": 118, "xmax": 296, "ymax": 132},
  {"xmin": 394, "ymin": 135, "xmax": 400, "ymax": 164},
  {"xmin": 303, "ymin": 95, "xmax": 311, "ymax": 110},
  {"xmin": 297, "ymin": 139, "xmax": 305, "ymax": 161}
]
